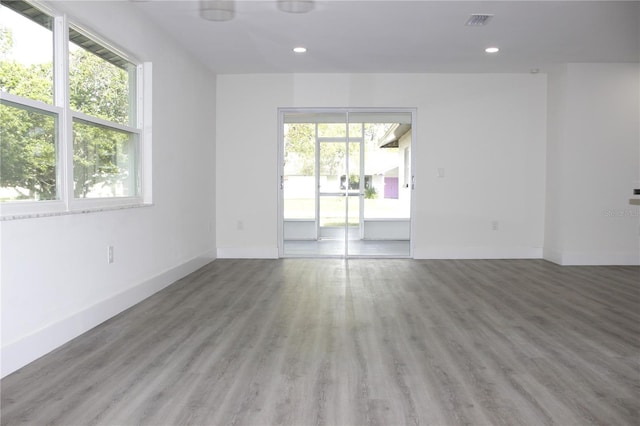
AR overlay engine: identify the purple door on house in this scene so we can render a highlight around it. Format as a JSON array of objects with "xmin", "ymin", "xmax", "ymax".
[{"xmin": 384, "ymin": 177, "xmax": 399, "ymax": 199}]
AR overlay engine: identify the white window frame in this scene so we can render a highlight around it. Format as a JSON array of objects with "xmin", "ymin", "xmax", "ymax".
[{"xmin": 0, "ymin": 0, "xmax": 152, "ymax": 219}]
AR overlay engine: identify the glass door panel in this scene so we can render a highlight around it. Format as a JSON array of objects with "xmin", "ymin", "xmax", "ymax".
[
  {"xmin": 281, "ymin": 110, "xmax": 412, "ymax": 258},
  {"xmin": 318, "ymin": 196, "xmax": 346, "ymax": 257},
  {"xmin": 346, "ymin": 194, "xmax": 361, "ymax": 254},
  {"xmin": 282, "ymin": 122, "xmax": 316, "ymax": 254},
  {"xmin": 346, "ymin": 139, "xmax": 362, "ymax": 255},
  {"xmin": 358, "ymin": 116, "xmax": 412, "ymax": 256},
  {"xmin": 319, "ymin": 137, "xmax": 347, "ymax": 250}
]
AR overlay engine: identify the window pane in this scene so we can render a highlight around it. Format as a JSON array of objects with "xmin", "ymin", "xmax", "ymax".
[
  {"xmin": 318, "ymin": 123, "xmax": 346, "ymax": 138},
  {"xmin": 348, "ymin": 123, "xmax": 363, "ymax": 138},
  {"xmin": 69, "ymin": 32, "xmax": 135, "ymax": 126},
  {"xmin": 73, "ymin": 119, "xmax": 138, "ymax": 198},
  {"xmin": 0, "ymin": 101, "xmax": 57, "ymax": 201},
  {"xmin": 0, "ymin": 3, "xmax": 54, "ymax": 104}
]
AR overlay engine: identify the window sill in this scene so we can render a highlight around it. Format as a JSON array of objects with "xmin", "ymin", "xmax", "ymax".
[{"xmin": 1, "ymin": 202, "xmax": 153, "ymax": 221}]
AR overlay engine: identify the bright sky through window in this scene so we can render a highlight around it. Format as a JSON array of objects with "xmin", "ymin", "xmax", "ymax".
[{"xmin": 0, "ymin": 7, "xmax": 51, "ymax": 65}]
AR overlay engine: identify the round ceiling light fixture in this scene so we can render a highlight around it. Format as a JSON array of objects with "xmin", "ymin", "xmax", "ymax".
[
  {"xmin": 293, "ymin": 46, "xmax": 307, "ymax": 53},
  {"xmin": 278, "ymin": 0, "xmax": 315, "ymax": 13},
  {"xmin": 200, "ymin": 0, "xmax": 235, "ymax": 21},
  {"xmin": 485, "ymin": 47, "xmax": 500, "ymax": 54}
]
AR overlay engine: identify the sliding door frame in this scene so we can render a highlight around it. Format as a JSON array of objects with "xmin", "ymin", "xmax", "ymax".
[{"xmin": 277, "ymin": 107, "xmax": 417, "ymax": 258}]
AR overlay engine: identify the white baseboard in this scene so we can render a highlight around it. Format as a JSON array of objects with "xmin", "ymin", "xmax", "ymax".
[
  {"xmin": 1, "ymin": 251, "xmax": 216, "ymax": 379},
  {"xmin": 217, "ymin": 247, "xmax": 279, "ymax": 259},
  {"xmin": 545, "ymin": 250, "xmax": 640, "ymax": 266},
  {"xmin": 542, "ymin": 247, "xmax": 564, "ymax": 265},
  {"xmin": 413, "ymin": 246, "xmax": 543, "ymax": 260}
]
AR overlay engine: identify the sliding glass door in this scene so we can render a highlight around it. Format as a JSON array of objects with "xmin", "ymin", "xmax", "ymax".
[{"xmin": 280, "ymin": 109, "xmax": 413, "ymax": 258}]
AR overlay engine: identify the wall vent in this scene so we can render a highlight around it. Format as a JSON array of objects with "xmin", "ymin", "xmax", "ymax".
[{"xmin": 465, "ymin": 14, "xmax": 494, "ymax": 26}]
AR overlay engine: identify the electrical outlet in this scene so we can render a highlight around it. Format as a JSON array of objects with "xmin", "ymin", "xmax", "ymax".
[
  {"xmin": 491, "ymin": 221, "xmax": 499, "ymax": 231},
  {"xmin": 237, "ymin": 220, "xmax": 244, "ymax": 231},
  {"xmin": 107, "ymin": 245, "xmax": 114, "ymax": 264}
]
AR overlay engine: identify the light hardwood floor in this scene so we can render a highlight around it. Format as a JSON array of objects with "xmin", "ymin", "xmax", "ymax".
[{"xmin": 2, "ymin": 259, "xmax": 639, "ymax": 425}]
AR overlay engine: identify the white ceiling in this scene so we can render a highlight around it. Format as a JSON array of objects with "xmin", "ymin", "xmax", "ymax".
[{"xmin": 131, "ymin": 0, "xmax": 640, "ymax": 74}]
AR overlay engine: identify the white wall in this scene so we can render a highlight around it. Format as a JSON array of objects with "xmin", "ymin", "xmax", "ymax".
[
  {"xmin": 216, "ymin": 73, "xmax": 547, "ymax": 259},
  {"xmin": 0, "ymin": 1, "xmax": 217, "ymax": 377},
  {"xmin": 544, "ymin": 63, "xmax": 640, "ymax": 265}
]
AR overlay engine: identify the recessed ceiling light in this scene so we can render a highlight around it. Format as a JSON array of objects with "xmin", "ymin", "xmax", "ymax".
[
  {"xmin": 293, "ymin": 47, "xmax": 307, "ymax": 53},
  {"xmin": 485, "ymin": 47, "xmax": 500, "ymax": 54}
]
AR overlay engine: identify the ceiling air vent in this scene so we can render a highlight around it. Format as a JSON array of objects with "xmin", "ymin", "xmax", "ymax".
[{"xmin": 465, "ymin": 14, "xmax": 494, "ymax": 26}]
